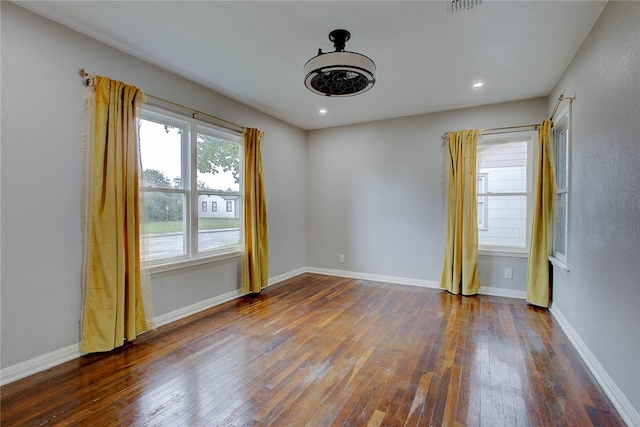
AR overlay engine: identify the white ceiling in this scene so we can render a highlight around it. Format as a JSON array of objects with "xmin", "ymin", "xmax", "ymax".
[{"xmin": 16, "ymin": 1, "xmax": 605, "ymax": 130}]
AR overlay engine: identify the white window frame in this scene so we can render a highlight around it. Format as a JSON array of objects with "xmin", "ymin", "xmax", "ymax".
[
  {"xmin": 550, "ymin": 103, "xmax": 570, "ymax": 271},
  {"xmin": 139, "ymin": 105, "xmax": 244, "ymax": 273},
  {"xmin": 477, "ymin": 130, "xmax": 537, "ymax": 257},
  {"xmin": 477, "ymin": 172, "xmax": 489, "ymax": 231}
]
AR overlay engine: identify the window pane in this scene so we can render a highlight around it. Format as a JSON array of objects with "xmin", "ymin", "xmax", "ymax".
[
  {"xmin": 139, "ymin": 119, "xmax": 183, "ymax": 189},
  {"xmin": 195, "ymin": 126, "xmax": 241, "ymax": 254},
  {"xmin": 196, "ymin": 128, "xmax": 240, "ymax": 193},
  {"xmin": 554, "ymin": 129, "xmax": 568, "ymax": 190},
  {"xmin": 554, "ymin": 192, "xmax": 567, "ymax": 256},
  {"xmin": 142, "ymin": 191, "xmax": 186, "ymax": 260},
  {"xmin": 478, "ymin": 141, "xmax": 527, "ymax": 193},
  {"xmin": 478, "ymin": 195, "xmax": 527, "ymax": 248},
  {"xmin": 198, "ymin": 193, "xmax": 241, "ymax": 252}
]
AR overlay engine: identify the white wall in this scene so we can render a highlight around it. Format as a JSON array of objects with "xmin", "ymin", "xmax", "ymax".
[
  {"xmin": 547, "ymin": 1, "xmax": 640, "ymax": 420},
  {"xmin": 306, "ymin": 98, "xmax": 547, "ymax": 291},
  {"xmin": 0, "ymin": 2, "xmax": 307, "ymax": 368}
]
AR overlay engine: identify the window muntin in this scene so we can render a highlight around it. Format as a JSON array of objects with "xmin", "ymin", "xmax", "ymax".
[
  {"xmin": 139, "ymin": 106, "xmax": 243, "ymax": 266},
  {"xmin": 552, "ymin": 107, "xmax": 570, "ymax": 267},
  {"xmin": 477, "ymin": 173, "xmax": 489, "ymax": 231},
  {"xmin": 477, "ymin": 131, "xmax": 536, "ymax": 252}
]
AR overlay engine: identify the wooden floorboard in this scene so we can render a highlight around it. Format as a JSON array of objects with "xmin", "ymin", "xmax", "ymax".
[{"xmin": 0, "ymin": 273, "xmax": 626, "ymax": 426}]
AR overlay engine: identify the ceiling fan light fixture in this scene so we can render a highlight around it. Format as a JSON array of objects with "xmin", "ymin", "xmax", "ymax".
[{"xmin": 304, "ymin": 29, "xmax": 376, "ymax": 97}]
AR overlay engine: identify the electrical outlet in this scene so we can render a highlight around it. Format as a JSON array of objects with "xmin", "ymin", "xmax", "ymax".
[
  {"xmin": 339, "ymin": 254, "xmax": 345, "ymax": 263},
  {"xmin": 504, "ymin": 268, "xmax": 513, "ymax": 279}
]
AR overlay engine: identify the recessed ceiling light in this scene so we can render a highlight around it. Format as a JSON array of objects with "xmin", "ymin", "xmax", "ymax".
[
  {"xmin": 319, "ymin": 109, "xmax": 327, "ymax": 115},
  {"xmin": 473, "ymin": 82, "xmax": 484, "ymax": 88}
]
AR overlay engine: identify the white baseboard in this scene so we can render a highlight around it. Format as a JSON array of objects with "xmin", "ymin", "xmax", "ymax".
[
  {"xmin": 478, "ymin": 285, "xmax": 526, "ymax": 300},
  {"xmin": 267, "ymin": 267, "xmax": 307, "ymax": 287},
  {"xmin": 0, "ymin": 344, "xmax": 82, "ymax": 386},
  {"xmin": 306, "ymin": 266, "xmax": 441, "ymax": 289},
  {"xmin": 154, "ymin": 268, "xmax": 309, "ymax": 329},
  {"xmin": 306, "ymin": 266, "xmax": 526, "ymax": 300},
  {"xmin": 152, "ymin": 289, "xmax": 243, "ymax": 328},
  {"xmin": 550, "ymin": 305, "xmax": 640, "ymax": 427}
]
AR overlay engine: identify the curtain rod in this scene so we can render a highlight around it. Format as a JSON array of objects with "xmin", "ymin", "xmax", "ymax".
[
  {"xmin": 442, "ymin": 124, "xmax": 539, "ymax": 141},
  {"xmin": 481, "ymin": 124, "xmax": 539, "ymax": 134},
  {"xmin": 442, "ymin": 90, "xmax": 576, "ymax": 140},
  {"xmin": 78, "ymin": 68, "xmax": 245, "ymax": 133}
]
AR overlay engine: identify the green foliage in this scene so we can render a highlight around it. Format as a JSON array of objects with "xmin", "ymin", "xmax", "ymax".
[
  {"xmin": 156, "ymin": 125, "xmax": 241, "ymax": 188},
  {"xmin": 143, "ymin": 192, "xmax": 183, "ymax": 222},
  {"xmin": 142, "ymin": 169, "xmax": 183, "ymax": 221},
  {"xmin": 142, "ymin": 169, "xmax": 172, "ymax": 188},
  {"xmin": 197, "ymin": 135, "xmax": 240, "ymax": 186}
]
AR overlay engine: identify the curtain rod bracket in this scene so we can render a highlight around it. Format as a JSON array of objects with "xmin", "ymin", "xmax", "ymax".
[
  {"xmin": 78, "ymin": 68, "xmax": 93, "ymax": 87},
  {"xmin": 549, "ymin": 92, "xmax": 574, "ymax": 121}
]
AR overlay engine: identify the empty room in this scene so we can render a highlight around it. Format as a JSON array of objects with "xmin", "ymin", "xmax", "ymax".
[{"xmin": 1, "ymin": 1, "xmax": 638, "ymax": 426}]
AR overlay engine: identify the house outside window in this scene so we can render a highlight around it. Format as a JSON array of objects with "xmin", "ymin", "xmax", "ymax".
[
  {"xmin": 139, "ymin": 105, "xmax": 243, "ymax": 267},
  {"xmin": 477, "ymin": 131, "xmax": 536, "ymax": 254}
]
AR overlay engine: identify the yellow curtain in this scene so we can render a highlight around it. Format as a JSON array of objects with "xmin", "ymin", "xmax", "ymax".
[
  {"xmin": 80, "ymin": 76, "xmax": 153, "ymax": 353},
  {"xmin": 242, "ymin": 128, "xmax": 269, "ymax": 294},
  {"xmin": 440, "ymin": 129, "xmax": 480, "ymax": 296},
  {"xmin": 526, "ymin": 120, "xmax": 555, "ymax": 307}
]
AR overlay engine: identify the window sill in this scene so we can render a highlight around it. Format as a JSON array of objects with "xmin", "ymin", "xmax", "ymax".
[
  {"xmin": 549, "ymin": 256, "xmax": 569, "ymax": 273},
  {"xmin": 478, "ymin": 248, "xmax": 528, "ymax": 258},
  {"xmin": 147, "ymin": 250, "xmax": 243, "ymax": 275}
]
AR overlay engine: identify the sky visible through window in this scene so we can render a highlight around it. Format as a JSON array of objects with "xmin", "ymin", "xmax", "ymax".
[{"xmin": 139, "ymin": 119, "xmax": 238, "ymax": 191}]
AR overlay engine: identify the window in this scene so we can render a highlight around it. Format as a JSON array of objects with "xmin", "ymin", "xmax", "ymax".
[
  {"xmin": 226, "ymin": 200, "xmax": 233, "ymax": 212},
  {"xmin": 477, "ymin": 131, "xmax": 536, "ymax": 253},
  {"xmin": 139, "ymin": 105, "xmax": 243, "ymax": 266},
  {"xmin": 551, "ymin": 106, "xmax": 570, "ymax": 268}
]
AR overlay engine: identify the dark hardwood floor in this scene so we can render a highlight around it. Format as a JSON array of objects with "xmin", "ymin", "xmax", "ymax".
[{"xmin": 1, "ymin": 273, "xmax": 625, "ymax": 426}]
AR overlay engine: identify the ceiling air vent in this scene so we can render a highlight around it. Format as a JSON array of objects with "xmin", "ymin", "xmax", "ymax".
[{"xmin": 448, "ymin": 0, "xmax": 484, "ymax": 13}]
